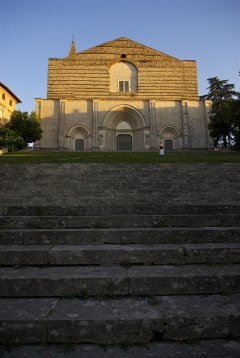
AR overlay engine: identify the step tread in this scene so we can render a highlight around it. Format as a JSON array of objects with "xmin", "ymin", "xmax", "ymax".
[{"xmin": 0, "ymin": 294, "xmax": 239, "ymax": 344}]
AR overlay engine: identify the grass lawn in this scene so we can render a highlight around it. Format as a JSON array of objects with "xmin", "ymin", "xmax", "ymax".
[{"xmin": 0, "ymin": 150, "xmax": 240, "ymax": 164}]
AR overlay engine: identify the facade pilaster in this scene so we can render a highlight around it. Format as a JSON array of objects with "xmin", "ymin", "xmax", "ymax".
[
  {"xmin": 59, "ymin": 100, "xmax": 65, "ymax": 148},
  {"xmin": 182, "ymin": 101, "xmax": 189, "ymax": 149},
  {"xmin": 92, "ymin": 99, "xmax": 99, "ymax": 150},
  {"xmin": 149, "ymin": 100, "xmax": 157, "ymax": 149}
]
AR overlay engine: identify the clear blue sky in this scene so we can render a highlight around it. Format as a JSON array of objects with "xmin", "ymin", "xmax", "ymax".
[{"xmin": 1, "ymin": 0, "xmax": 239, "ymax": 113}]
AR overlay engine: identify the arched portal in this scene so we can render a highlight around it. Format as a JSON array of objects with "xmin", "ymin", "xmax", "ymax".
[
  {"xmin": 159, "ymin": 126, "xmax": 180, "ymax": 151},
  {"xmin": 66, "ymin": 125, "xmax": 91, "ymax": 151},
  {"xmin": 103, "ymin": 105, "xmax": 147, "ymax": 151}
]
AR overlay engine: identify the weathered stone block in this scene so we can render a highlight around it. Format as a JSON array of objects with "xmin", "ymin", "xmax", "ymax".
[
  {"xmin": 0, "ymin": 245, "xmax": 49, "ymax": 265},
  {"xmin": 49, "ymin": 244, "xmax": 184, "ymax": 266},
  {"xmin": 0, "ymin": 298, "xmax": 57, "ymax": 344},
  {"xmin": 158, "ymin": 294, "xmax": 240, "ymax": 340},
  {"xmin": 47, "ymin": 298, "xmax": 163, "ymax": 344},
  {"xmin": 184, "ymin": 243, "xmax": 240, "ymax": 264},
  {"xmin": 0, "ymin": 266, "xmax": 128, "ymax": 297},
  {"xmin": 128, "ymin": 265, "xmax": 240, "ymax": 295}
]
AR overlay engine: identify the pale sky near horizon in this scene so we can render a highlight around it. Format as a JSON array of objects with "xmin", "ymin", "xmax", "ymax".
[{"xmin": 1, "ymin": 0, "xmax": 239, "ymax": 113}]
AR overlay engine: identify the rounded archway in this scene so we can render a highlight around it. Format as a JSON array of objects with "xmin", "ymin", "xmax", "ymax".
[
  {"xmin": 159, "ymin": 126, "xmax": 180, "ymax": 151},
  {"xmin": 66, "ymin": 125, "xmax": 91, "ymax": 151},
  {"xmin": 103, "ymin": 105, "xmax": 146, "ymax": 150}
]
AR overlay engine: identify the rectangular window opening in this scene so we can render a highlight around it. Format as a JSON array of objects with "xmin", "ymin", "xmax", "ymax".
[{"xmin": 118, "ymin": 81, "xmax": 130, "ymax": 92}]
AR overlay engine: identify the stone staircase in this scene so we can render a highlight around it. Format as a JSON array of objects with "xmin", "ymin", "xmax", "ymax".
[{"xmin": 0, "ymin": 163, "xmax": 240, "ymax": 357}]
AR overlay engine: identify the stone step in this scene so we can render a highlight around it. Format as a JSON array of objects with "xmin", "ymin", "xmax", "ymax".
[
  {"xmin": 1, "ymin": 164, "xmax": 240, "ymax": 206},
  {"xmin": 1, "ymin": 340, "xmax": 240, "ymax": 358},
  {"xmin": 1, "ymin": 227, "xmax": 240, "ymax": 245},
  {"xmin": 1, "ymin": 214, "xmax": 240, "ymax": 229},
  {"xmin": 1, "ymin": 243, "xmax": 240, "ymax": 266},
  {"xmin": 0, "ymin": 294, "xmax": 239, "ymax": 345},
  {"xmin": 0, "ymin": 264, "xmax": 239, "ymax": 297}
]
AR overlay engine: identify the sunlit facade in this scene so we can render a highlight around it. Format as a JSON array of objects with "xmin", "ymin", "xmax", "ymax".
[{"xmin": 35, "ymin": 37, "xmax": 212, "ymax": 151}]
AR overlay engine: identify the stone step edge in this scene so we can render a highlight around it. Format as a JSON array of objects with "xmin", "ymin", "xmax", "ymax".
[
  {"xmin": 0, "ymin": 294, "xmax": 239, "ymax": 344},
  {"xmin": 0, "ymin": 243, "xmax": 240, "ymax": 266}
]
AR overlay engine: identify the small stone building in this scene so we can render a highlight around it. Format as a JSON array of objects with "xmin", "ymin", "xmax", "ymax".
[{"xmin": 35, "ymin": 37, "xmax": 212, "ymax": 151}]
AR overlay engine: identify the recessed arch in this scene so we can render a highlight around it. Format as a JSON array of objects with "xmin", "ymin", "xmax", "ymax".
[
  {"xmin": 159, "ymin": 126, "xmax": 180, "ymax": 138},
  {"xmin": 66, "ymin": 125, "xmax": 91, "ymax": 151},
  {"xmin": 102, "ymin": 104, "xmax": 146, "ymax": 150},
  {"xmin": 67, "ymin": 124, "xmax": 91, "ymax": 138},
  {"xmin": 103, "ymin": 104, "xmax": 146, "ymax": 130},
  {"xmin": 109, "ymin": 61, "xmax": 138, "ymax": 93},
  {"xmin": 159, "ymin": 126, "xmax": 180, "ymax": 151}
]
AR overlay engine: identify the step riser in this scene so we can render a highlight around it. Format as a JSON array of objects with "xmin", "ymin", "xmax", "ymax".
[
  {"xmin": 1, "ymin": 266, "xmax": 239, "ymax": 297},
  {"xmin": 1, "ymin": 245, "xmax": 240, "ymax": 266},
  {"xmin": 1, "ymin": 215, "xmax": 240, "ymax": 229}
]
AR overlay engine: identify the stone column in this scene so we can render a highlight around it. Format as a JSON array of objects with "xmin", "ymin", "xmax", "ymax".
[
  {"xmin": 182, "ymin": 101, "xmax": 189, "ymax": 149},
  {"xmin": 59, "ymin": 100, "xmax": 65, "ymax": 149},
  {"xmin": 149, "ymin": 100, "xmax": 157, "ymax": 150},
  {"xmin": 92, "ymin": 99, "xmax": 99, "ymax": 150}
]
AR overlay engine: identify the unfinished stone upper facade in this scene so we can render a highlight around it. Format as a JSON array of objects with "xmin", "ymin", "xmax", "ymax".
[{"xmin": 35, "ymin": 37, "xmax": 212, "ymax": 151}]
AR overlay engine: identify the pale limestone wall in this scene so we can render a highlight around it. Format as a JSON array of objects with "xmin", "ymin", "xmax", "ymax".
[
  {"xmin": 35, "ymin": 37, "xmax": 212, "ymax": 151},
  {"xmin": 35, "ymin": 99, "xmax": 59, "ymax": 148},
  {"xmin": 35, "ymin": 98, "xmax": 212, "ymax": 151}
]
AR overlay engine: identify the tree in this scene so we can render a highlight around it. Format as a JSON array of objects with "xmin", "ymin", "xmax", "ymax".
[
  {"xmin": 228, "ymin": 98, "xmax": 240, "ymax": 150},
  {"xmin": 199, "ymin": 77, "xmax": 237, "ymax": 111},
  {"xmin": 0, "ymin": 127, "xmax": 25, "ymax": 152},
  {"xmin": 6, "ymin": 110, "xmax": 42, "ymax": 146},
  {"xmin": 200, "ymin": 77, "xmax": 239, "ymax": 148}
]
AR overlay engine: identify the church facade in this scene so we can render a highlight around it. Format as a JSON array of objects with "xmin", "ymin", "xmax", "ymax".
[{"xmin": 35, "ymin": 37, "xmax": 212, "ymax": 151}]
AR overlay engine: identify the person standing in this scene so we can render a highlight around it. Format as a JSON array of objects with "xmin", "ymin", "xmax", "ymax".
[{"xmin": 159, "ymin": 142, "xmax": 164, "ymax": 155}]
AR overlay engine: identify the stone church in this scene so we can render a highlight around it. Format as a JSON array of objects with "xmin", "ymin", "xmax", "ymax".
[{"xmin": 35, "ymin": 37, "xmax": 212, "ymax": 151}]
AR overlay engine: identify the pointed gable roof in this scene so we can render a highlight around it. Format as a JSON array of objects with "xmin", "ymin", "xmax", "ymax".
[{"xmin": 78, "ymin": 37, "xmax": 179, "ymax": 60}]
